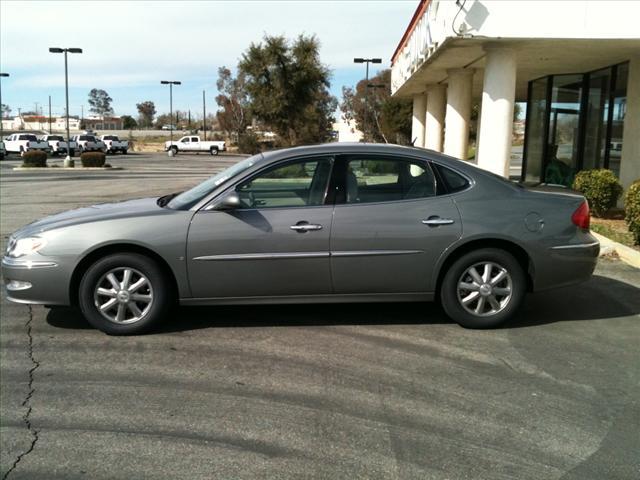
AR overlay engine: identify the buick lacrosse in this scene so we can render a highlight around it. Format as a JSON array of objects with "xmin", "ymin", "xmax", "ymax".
[{"xmin": 3, "ymin": 144, "xmax": 599, "ymax": 334}]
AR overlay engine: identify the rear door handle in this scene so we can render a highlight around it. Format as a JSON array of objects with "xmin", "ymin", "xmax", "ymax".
[
  {"xmin": 290, "ymin": 223, "xmax": 323, "ymax": 232},
  {"xmin": 422, "ymin": 218, "xmax": 455, "ymax": 226}
]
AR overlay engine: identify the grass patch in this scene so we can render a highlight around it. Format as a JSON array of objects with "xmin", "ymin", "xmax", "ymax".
[{"xmin": 591, "ymin": 219, "xmax": 637, "ymax": 250}]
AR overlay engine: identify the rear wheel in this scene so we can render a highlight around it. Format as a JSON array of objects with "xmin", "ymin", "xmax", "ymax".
[
  {"xmin": 78, "ymin": 253, "xmax": 172, "ymax": 335},
  {"xmin": 209, "ymin": 146, "xmax": 218, "ymax": 156},
  {"xmin": 440, "ymin": 248, "xmax": 526, "ymax": 329}
]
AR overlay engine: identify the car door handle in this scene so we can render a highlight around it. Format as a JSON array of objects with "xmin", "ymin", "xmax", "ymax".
[
  {"xmin": 290, "ymin": 223, "xmax": 323, "ymax": 232},
  {"xmin": 422, "ymin": 217, "xmax": 455, "ymax": 226}
]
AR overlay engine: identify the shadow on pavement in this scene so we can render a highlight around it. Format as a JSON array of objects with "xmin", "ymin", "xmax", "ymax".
[{"xmin": 46, "ymin": 275, "xmax": 640, "ymax": 334}]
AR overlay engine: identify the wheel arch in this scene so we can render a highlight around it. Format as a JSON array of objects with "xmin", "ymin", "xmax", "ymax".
[
  {"xmin": 69, "ymin": 243, "xmax": 179, "ymax": 306},
  {"xmin": 434, "ymin": 238, "xmax": 534, "ymax": 296}
]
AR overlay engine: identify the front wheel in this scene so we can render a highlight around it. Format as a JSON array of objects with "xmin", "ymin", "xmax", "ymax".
[
  {"xmin": 440, "ymin": 248, "xmax": 526, "ymax": 329},
  {"xmin": 78, "ymin": 253, "xmax": 173, "ymax": 335},
  {"xmin": 167, "ymin": 146, "xmax": 178, "ymax": 157},
  {"xmin": 209, "ymin": 146, "xmax": 218, "ymax": 156}
]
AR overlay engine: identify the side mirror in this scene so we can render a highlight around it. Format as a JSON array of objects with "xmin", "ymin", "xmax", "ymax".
[{"xmin": 210, "ymin": 191, "xmax": 241, "ymax": 211}]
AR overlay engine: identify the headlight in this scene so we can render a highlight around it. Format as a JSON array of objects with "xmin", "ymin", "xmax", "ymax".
[{"xmin": 7, "ymin": 237, "xmax": 47, "ymax": 258}]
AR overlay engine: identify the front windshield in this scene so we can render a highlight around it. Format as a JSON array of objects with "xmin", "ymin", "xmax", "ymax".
[{"xmin": 167, "ymin": 154, "xmax": 262, "ymax": 209}]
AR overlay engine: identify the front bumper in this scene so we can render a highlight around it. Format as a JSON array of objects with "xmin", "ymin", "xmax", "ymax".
[{"xmin": 2, "ymin": 256, "xmax": 70, "ymax": 305}]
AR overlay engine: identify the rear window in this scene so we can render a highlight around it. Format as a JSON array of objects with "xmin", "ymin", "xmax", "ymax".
[
  {"xmin": 48, "ymin": 136, "xmax": 64, "ymax": 141},
  {"xmin": 79, "ymin": 135, "xmax": 95, "ymax": 141},
  {"xmin": 103, "ymin": 136, "xmax": 118, "ymax": 140},
  {"xmin": 19, "ymin": 135, "xmax": 38, "ymax": 141},
  {"xmin": 434, "ymin": 164, "xmax": 471, "ymax": 193}
]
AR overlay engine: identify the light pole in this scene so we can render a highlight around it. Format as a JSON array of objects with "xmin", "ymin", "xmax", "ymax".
[
  {"xmin": 49, "ymin": 47, "xmax": 82, "ymax": 165},
  {"xmin": 353, "ymin": 57, "xmax": 382, "ymax": 141},
  {"xmin": 0, "ymin": 73, "xmax": 9, "ymax": 141},
  {"xmin": 202, "ymin": 90, "xmax": 206, "ymax": 141},
  {"xmin": 160, "ymin": 80, "xmax": 181, "ymax": 155}
]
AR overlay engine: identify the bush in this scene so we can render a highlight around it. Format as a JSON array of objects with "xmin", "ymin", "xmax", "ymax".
[
  {"xmin": 625, "ymin": 179, "xmax": 640, "ymax": 245},
  {"xmin": 80, "ymin": 151, "xmax": 106, "ymax": 167},
  {"xmin": 572, "ymin": 169, "xmax": 622, "ymax": 217},
  {"xmin": 21, "ymin": 150, "xmax": 47, "ymax": 168},
  {"xmin": 237, "ymin": 132, "xmax": 261, "ymax": 155}
]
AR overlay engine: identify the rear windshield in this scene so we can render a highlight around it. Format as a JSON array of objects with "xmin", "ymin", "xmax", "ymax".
[
  {"xmin": 79, "ymin": 135, "xmax": 95, "ymax": 141},
  {"xmin": 19, "ymin": 135, "xmax": 38, "ymax": 141},
  {"xmin": 48, "ymin": 136, "xmax": 64, "ymax": 141},
  {"xmin": 103, "ymin": 136, "xmax": 119, "ymax": 140}
]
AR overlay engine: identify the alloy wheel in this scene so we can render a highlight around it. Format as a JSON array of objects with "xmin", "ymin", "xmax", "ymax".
[
  {"xmin": 456, "ymin": 261, "xmax": 512, "ymax": 317},
  {"xmin": 93, "ymin": 267, "xmax": 154, "ymax": 324}
]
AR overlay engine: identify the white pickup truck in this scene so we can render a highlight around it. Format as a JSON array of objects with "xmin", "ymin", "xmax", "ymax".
[
  {"xmin": 71, "ymin": 134, "xmax": 106, "ymax": 153},
  {"xmin": 100, "ymin": 135, "xmax": 129, "ymax": 154},
  {"xmin": 40, "ymin": 135, "xmax": 78, "ymax": 156},
  {"xmin": 4, "ymin": 133, "xmax": 51, "ymax": 156},
  {"xmin": 165, "ymin": 136, "xmax": 225, "ymax": 156}
]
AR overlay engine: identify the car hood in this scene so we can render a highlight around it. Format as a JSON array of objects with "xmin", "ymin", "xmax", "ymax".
[{"xmin": 15, "ymin": 197, "xmax": 167, "ymax": 237}]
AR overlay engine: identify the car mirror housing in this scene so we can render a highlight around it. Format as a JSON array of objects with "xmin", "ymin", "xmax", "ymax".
[{"xmin": 211, "ymin": 192, "xmax": 241, "ymax": 211}]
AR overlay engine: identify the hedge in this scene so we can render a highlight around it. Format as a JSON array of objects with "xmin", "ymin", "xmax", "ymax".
[
  {"xmin": 80, "ymin": 151, "xmax": 106, "ymax": 167},
  {"xmin": 625, "ymin": 179, "xmax": 640, "ymax": 245},
  {"xmin": 572, "ymin": 169, "xmax": 622, "ymax": 217},
  {"xmin": 21, "ymin": 150, "xmax": 47, "ymax": 168}
]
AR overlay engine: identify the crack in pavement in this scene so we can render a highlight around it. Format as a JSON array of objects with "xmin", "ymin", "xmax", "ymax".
[{"xmin": 3, "ymin": 306, "xmax": 40, "ymax": 480}]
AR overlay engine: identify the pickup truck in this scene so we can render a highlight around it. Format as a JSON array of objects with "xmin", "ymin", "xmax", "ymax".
[
  {"xmin": 100, "ymin": 135, "xmax": 129, "ymax": 154},
  {"xmin": 71, "ymin": 134, "xmax": 106, "ymax": 153},
  {"xmin": 165, "ymin": 136, "xmax": 225, "ymax": 156},
  {"xmin": 4, "ymin": 133, "xmax": 51, "ymax": 156},
  {"xmin": 40, "ymin": 135, "xmax": 78, "ymax": 156}
]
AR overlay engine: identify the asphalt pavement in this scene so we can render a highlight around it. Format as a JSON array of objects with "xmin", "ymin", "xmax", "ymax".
[{"xmin": 1, "ymin": 153, "xmax": 639, "ymax": 479}]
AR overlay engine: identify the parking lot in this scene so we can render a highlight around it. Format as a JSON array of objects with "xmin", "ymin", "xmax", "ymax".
[{"xmin": 1, "ymin": 153, "xmax": 639, "ymax": 479}]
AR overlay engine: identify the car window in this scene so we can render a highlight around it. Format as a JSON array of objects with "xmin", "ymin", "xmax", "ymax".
[
  {"xmin": 344, "ymin": 156, "xmax": 436, "ymax": 204},
  {"xmin": 237, "ymin": 157, "xmax": 333, "ymax": 209},
  {"xmin": 20, "ymin": 135, "xmax": 38, "ymax": 141},
  {"xmin": 181, "ymin": 138, "xmax": 189, "ymax": 143},
  {"xmin": 191, "ymin": 137, "xmax": 199, "ymax": 142},
  {"xmin": 433, "ymin": 164, "xmax": 471, "ymax": 193}
]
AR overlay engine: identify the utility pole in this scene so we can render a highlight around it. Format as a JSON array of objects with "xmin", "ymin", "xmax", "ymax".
[
  {"xmin": 188, "ymin": 109, "xmax": 191, "ymax": 130},
  {"xmin": 0, "ymin": 73, "xmax": 9, "ymax": 140},
  {"xmin": 48, "ymin": 95, "xmax": 52, "ymax": 133},
  {"xmin": 160, "ymin": 80, "xmax": 181, "ymax": 155},
  {"xmin": 202, "ymin": 90, "xmax": 206, "ymax": 141},
  {"xmin": 353, "ymin": 57, "xmax": 382, "ymax": 140}
]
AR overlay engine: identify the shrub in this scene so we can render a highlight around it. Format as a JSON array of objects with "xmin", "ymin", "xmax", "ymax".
[
  {"xmin": 21, "ymin": 150, "xmax": 47, "ymax": 168},
  {"xmin": 80, "ymin": 151, "xmax": 106, "ymax": 167},
  {"xmin": 625, "ymin": 179, "xmax": 640, "ymax": 245},
  {"xmin": 237, "ymin": 132, "xmax": 261, "ymax": 155},
  {"xmin": 572, "ymin": 169, "xmax": 622, "ymax": 217}
]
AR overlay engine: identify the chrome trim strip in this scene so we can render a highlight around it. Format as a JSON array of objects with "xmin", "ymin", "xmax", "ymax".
[
  {"xmin": 331, "ymin": 250, "xmax": 423, "ymax": 257},
  {"xmin": 550, "ymin": 242, "xmax": 599, "ymax": 250},
  {"xmin": 193, "ymin": 252, "xmax": 330, "ymax": 261},
  {"xmin": 2, "ymin": 257, "xmax": 58, "ymax": 268}
]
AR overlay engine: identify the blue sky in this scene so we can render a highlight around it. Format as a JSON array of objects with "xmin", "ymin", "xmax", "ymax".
[{"xmin": 1, "ymin": 0, "xmax": 417, "ymax": 119}]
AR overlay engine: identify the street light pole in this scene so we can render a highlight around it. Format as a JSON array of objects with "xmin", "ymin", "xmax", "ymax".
[
  {"xmin": 353, "ymin": 57, "xmax": 382, "ymax": 141},
  {"xmin": 0, "ymin": 73, "xmax": 9, "ymax": 141},
  {"xmin": 202, "ymin": 90, "xmax": 206, "ymax": 141},
  {"xmin": 48, "ymin": 95, "xmax": 52, "ymax": 133},
  {"xmin": 50, "ymin": 47, "xmax": 82, "ymax": 165},
  {"xmin": 161, "ymin": 80, "xmax": 181, "ymax": 156}
]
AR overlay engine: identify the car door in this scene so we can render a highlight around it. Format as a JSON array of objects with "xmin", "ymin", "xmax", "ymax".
[
  {"xmin": 186, "ymin": 155, "xmax": 335, "ymax": 298},
  {"xmin": 191, "ymin": 137, "xmax": 202, "ymax": 151},
  {"xmin": 330, "ymin": 154, "xmax": 462, "ymax": 294},
  {"xmin": 180, "ymin": 137, "xmax": 190, "ymax": 151}
]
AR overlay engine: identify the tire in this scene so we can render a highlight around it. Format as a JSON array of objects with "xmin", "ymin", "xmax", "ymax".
[
  {"xmin": 78, "ymin": 253, "xmax": 173, "ymax": 335},
  {"xmin": 123, "ymin": 149, "xmax": 128, "ymax": 155},
  {"xmin": 440, "ymin": 248, "xmax": 526, "ymax": 329},
  {"xmin": 209, "ymin": 146, "xmax": 218, "ymax": 156},
  {"xmin": 168, "ymin": 146, "xmax": 178, "ymax": 157},
  {"xmin": 20, "ymin": 147, "xmax": 25, "ymax": 157}
]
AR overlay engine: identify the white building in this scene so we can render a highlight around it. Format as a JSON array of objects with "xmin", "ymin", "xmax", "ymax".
[
  {"xmin": 391, "ymin": 0, "xmax": 640, "ymax": 189},
  {"xmin": 1, "ymin": 115, "xmax": 81, "ymax": 132}
]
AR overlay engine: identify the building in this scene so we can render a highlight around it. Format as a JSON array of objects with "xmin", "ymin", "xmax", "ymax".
[
  {"xmin": 82, "ymin": 115, "xmax": 123, "ymax": 130},
  {"xmin": 1, "ymin": 115, "xmax": 81, "ymax": 132},
  {"xmin": 332, "ymin": 115, "xmax": 364, "ymax": 143},
  {"xmin": 391, "ymin": 0, "xmax": 640, "ymax": 190}
]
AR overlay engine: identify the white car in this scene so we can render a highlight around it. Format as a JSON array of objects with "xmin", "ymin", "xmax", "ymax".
[
  {"xmin": 165, "ymin": 136, "xmax": 225, "ymax": 156},
  {"xmin": 40, "ymin": 135, "xmax": 78, "ymax": 156},
  {"xmin": 100, "ymin": 135, "xmax": 129, "ymax": 154},
  {"xmin": 161, "ymin": 124, "xmax": 176, "ymax": 131},
  {"xmin": 4, "ymin": 133, "xmax": 51, "ymax": 156},
  {"xmin": 71, "ymin": 134, "xmax": 106, "ymax": 153}
]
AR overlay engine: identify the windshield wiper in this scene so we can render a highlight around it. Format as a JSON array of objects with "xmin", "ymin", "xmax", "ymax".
[{"xmin": 157, "ymin": 192, "xmax": 182, "ymax": 207}]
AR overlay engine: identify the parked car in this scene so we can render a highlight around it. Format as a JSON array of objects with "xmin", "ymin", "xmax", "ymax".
[
  {"xmin": 165, "ymin": 135, "xmax": 225, "ymax": 156},
  {"xmin": 40, "ymin": 135, "xmax": 78, "ymax": 156},
  {"xmin": 0, "ymin": 140, "xmax": 6, "ymax": 159},
  {"xmin": 2, "ymin": 143, "xmax": 599, "ymax": 335},
  {"xmin": 4, "ymin": 133, "xmax": 51, "ymax": 156},
  {"xmin": 100, "ymin": 135, "xmax": 129, "ymax": 154},
  {"xmin": 161, "ymin": 124, "xmax": 176, "ymax": 131},
  {"xmin": 71, "ymin": 134, "xmax": 106, "ymax": 153}
]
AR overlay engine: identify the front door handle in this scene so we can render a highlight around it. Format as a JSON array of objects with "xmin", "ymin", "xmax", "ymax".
[
  {"xmin": 290, "ymin": 222, "xmax": 323, "ymax": 232},
  {"xmin": 422, "ymin": 217, "xmax": 455, "ymax": 226}
]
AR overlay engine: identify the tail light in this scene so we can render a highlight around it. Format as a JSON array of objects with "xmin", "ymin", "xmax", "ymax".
[{"xmin": 572, "ymin": 201, "xmax": 590, "ymax": 230}]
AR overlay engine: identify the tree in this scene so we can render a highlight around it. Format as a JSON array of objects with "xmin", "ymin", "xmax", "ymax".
[
  {"xmin": 238, "ymin": 34, "xmax": 337, "ymax": 146},
  {"xmin": 1, "ymin": 103, "xmax": 10, "ymax": 118},
  {"xmin": 340, "ymin": 69, "xmax": 411, "ymax": 144},
  {"xmin": 215, "ymin": 67, "xmax": 250, "ymax": 140},
  {"xmin": 121, "ymin": 115, "xmax": 137, "ymax": 129},
  {"xmin": 88, "ymin": 89, "xmax": 113, "ymax": 117},
  {"xmin": 136, "ymin": 101, "xmax": 156, "ymax": 128}
]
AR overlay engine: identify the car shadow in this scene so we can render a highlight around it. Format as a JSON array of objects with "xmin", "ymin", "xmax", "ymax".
[{"xmin": 45, "ymin": 275, "xmax": 640, "ymax": 334}]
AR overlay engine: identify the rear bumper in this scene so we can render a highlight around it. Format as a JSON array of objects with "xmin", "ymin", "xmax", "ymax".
[{"xmin": 534, "ymin": 239, "xmax": 599, "ymax": 291}]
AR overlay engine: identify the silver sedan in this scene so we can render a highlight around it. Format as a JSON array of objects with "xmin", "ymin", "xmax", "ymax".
[{"xmin": 2, "ymin": 144, "xmax": 599, "ymax": 334}]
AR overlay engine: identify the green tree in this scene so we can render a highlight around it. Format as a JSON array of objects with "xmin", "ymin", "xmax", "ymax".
[
  {"xmin": 1, "ymin": 103, "xmax": 10, "ymax": 118},
  {"xmin": 136, "ymin": 101, "xmax": 156, "ymax": 128},
  {"xmin": 340, "ymin": 69, "xmax": 411, "ymax": 144},
  {"xmin": 216, "ymin": 67, "xmax": 251, "ymax": 140},
  {"xmin": 88, "ymin": 89, "xmax": 113, "ymax": 117},
  {"xmin": 238, "ymin": 34, "xmax": 337, "ymax": 146},
  {"xmin": 121, "ymin": 115, "xmax": 137, "ymax": 129}
]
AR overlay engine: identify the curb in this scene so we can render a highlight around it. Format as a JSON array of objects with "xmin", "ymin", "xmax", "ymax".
[
  {"xmin": 13, "ymin": 167, "xmax": 123, "ymax": 171},
  {"xmin": 592, "ymin": 231, "xmax": 640, "ymax": 269}
]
